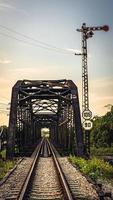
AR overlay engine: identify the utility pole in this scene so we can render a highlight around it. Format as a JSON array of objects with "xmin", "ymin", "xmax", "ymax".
[{"xmin": 76, "ymin": 23, "xmax": 109, "ymax": 157}]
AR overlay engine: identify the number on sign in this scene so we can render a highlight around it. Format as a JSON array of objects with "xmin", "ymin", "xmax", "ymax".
[
  {"xmin": 83, "ymin": 120, "xmax": 93, "ymax": 130},
  {"xmin": 82, "ymin": 110, "xmax": 92, "ymax": 120}
]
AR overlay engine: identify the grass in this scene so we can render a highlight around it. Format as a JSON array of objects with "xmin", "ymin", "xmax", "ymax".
[
  {"xmin": 0, "ymin": 150, "xmax": 15, "ymax": 180},
  {"xmin": 91, "ymin": 147, "xmax": 113, "ymax": 156},
  {"xmin": 0, "ymin": 159, "xmax": 15, "ymax": 180},
  {"xmin": 69, "ymin": 155, "xmax": 113, "ymax": 182},
  {"xmin": 0, "ymin": 149, "xmax": 6, "ymax": 159}
]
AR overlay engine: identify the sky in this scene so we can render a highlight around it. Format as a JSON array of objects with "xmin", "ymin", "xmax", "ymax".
[{"xmin": 0, "ymin": 0, "xmax": 113, "ymax": 125}]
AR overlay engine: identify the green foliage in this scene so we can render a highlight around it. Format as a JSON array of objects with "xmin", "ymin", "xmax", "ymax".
[
  {"xmin": 0, "ymin": 160, "xmax": 15, "ymax": 180},
  {"xmin": 69, "ymin": 155, "xmax": 113, "ymax": 181},
  {"xmin": 91, "ymin": 147, "xmax": 113, "ymax": 156},
  {"xmin": 0, "ymin": 150, "xmax": 6, "ymax": 159},
  {"xmin": 91, "ymin": 106, "xmax": 113, "ymax": 148}
]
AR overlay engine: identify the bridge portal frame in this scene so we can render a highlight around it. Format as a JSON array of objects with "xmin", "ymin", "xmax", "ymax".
[{"xmin": 7, "ymin": 79, "xmax": 84, "ymax": 158}]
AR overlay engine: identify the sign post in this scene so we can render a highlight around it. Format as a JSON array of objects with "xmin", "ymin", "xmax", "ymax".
[
  {"xmin": 76, "ymin": 23, "xmax": 109, "ymax": 157},
  {"xmin": 83, "ymin": 120, "xmax": 93, "ymax": 130}
]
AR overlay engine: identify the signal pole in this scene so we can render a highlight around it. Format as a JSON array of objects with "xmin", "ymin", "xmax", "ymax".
[{"xmin": 76, "ymin": 23, "xmax": 109, "ymax": 157}]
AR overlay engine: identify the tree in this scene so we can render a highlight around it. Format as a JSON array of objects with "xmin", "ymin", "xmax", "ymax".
[{"xmin": 91, "ymin": 106, "xmax": 113, "ymax": 147}]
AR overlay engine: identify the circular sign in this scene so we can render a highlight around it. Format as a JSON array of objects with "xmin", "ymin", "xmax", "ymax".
[
  {"xmin": 82, "ymin": 110, "xmax": 92, "ymax": 120},
  {"xmin": 102, "ymin": 25, "xmax": 109, "ymax": 32},
  {"xmin": 83, "ymin": 120, "xmax": 93, "ymax": 130}
]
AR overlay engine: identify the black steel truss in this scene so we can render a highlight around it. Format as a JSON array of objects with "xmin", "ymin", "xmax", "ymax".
[{"xmin": 7, "ymin": 79, "xmax": 84, "ymax": 158}]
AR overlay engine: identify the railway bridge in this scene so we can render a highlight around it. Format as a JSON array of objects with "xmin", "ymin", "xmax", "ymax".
[{"xmin": 7, "ymin": 79, "xmax": 84, "ymax": 158}]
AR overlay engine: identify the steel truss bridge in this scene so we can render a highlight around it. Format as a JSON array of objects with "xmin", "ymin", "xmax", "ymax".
[{"xmin": 7, "ymin": 79, "xmax": 85, "ymax": 158}]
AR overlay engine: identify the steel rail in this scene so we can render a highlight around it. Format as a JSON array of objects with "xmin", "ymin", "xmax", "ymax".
[
  {"xmin": 18, "ymin": 138, "xmax": 44, "ymax": 200},
  {"xmin": 16, "ymin": 138, "xmax": 73, "ymax": 200},
  {"xmin": 47, "ymin": 139, "xmax": 73, "ymax": 200}
]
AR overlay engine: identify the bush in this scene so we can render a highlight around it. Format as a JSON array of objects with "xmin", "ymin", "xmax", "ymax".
[
  {"xmin": 0, "ymin": 150, "xmax": 6, "ymax": 159},
  {"xmin": 69, "ymin": 156, "xmax": 113, "ymax": 181},
  {"xmin": 0, "ymin": 160, "xmax": 15, "ymax": 180},
  {"xmin": 91, "ymin": 147, "xmax": 113, "ymax": 156}
]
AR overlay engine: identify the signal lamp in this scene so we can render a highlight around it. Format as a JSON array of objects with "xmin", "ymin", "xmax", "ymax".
[{"xmin": 102, "ymin": 25, "xmax": 109, "ymax": 32}]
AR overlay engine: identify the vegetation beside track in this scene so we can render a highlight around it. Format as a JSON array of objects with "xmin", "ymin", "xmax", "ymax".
[
  {"xmin": 90, "ymin": 105, "xmax": 113, "ymax": 148},
  {"xmin": 0, "ymin": 150, "xmax": 6, "ymax": 159},
  {"xmin": 69, "ymin": 156, "xmax": 113, "ymax": 182},
  {"xmin": 91, "ymin": 147, "xmax": 113, "ymax": 156},
  {"xmin": 68, "ymin": 106, "xmax": 113, "ymax": 183},
  {"xmin": 0, "ymin": 159, "xmax": 15, "ymax": 180},
  {"xmin": 0, "ymin": 150, "xmax": 15, "ymax": 180}
]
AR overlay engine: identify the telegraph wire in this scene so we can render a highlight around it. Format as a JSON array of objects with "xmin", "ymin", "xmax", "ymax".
[
  {"xmin": 0, "ymin": 25, "xmax": 75, "ymax": 55},
  {"xmin": 0, "ymin": 96, "xmax": 10, "ymax": 113},
  {"xmin": 0, "ymin": 95, "xmax": 9, "ymax": 101},
  {"xmin": 0, "ymin": 32, "xmax": 54, "ymax": 50},
  {"xmin": 0, "ymin": 32, "xmax": 72, "ymax": 54},
  {"xmin": 0, "ymin": 24, "xmax": 66, "ymax": 51},
  {"xmin": 0, "ymin": 96, "xmax": 9, "ymax": 101},
  {"xmin": 0, "ymin": 102, "xmax": 8, "ymax": 105},
  {"xmin": 0, "ymin": 103, "xmax": 10, "ymax": 114}
]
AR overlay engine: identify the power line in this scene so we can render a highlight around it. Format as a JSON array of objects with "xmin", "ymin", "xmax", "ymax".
[
  {"xmin": 0, "ymin": 106, "xmax": 9, "ymax": 114},
  {"xmin": 0, "ymin": 25, "xmax": 66, "ymax": 51},
  {"xmin": 0, "ymin": 109, "xmax": 8, "ymax": 111},
  {"xmin": 0, "ymin": 95, "xmax": 9, "ymax": 101},
  {"xmin": 0, "ymin": 24, "xmax": 75, "ymax": 55},
  {"xmin": 0, "ymin": 31, "xmax": 72, "ymax": 54},
  {"xmin": 0, "ymin": 103, "xmax": 8, "ymax": 105},
  {"xmin": 0, "ymin": 32, "xmax": 53, "ymax": 50}
]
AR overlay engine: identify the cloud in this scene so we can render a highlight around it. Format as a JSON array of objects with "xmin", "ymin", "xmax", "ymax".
[
  {"xmin": 65, "ymin": 48, "xmax": 91, "ymax": 57},
  {"xmin": 0, "ymin": 3, "xmax": 15, "ymax": 9},
  {"xmin": 90, "ymin": 78, "xmax": 113, "ymax": 88},
  {"xmin": 65, "ymin": 48, "xmax": 82, "ymax": 54},
  {"xmin": 90, "ymin": 78, "xmax": 113, "ymax": 99},
  {"xmin": 88, "ymin": 77, "xmax": 113, "ymax": 116},
  {"xmin": 12, "ymin": 67, "xmax": 35, "ymax": 73},
  {"xmin": 0, "ymin": 2, "xmax": 28, "ymax": 16},
  {"xmin": 91, "ymin": 94, "xmax": 113, "ymax": 103},
  {"xmin": 0, "ymin": 58, "xmax": 12, "ymax": 64},
  {"xmin": 96, "ymin": 96, "xmax": 113, "ymax": 101}
]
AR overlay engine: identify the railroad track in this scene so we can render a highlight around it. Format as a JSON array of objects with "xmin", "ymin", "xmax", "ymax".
[
  {"xmin": 0, "ymin": 138, "xmax": 72, "ymax": 200},
  {"xmin": 0, "ymin": 138, "xmax": 100, "ymax": 200},
  {"xmin": 22, "ymin": 138, "xmax": 73, "ymax": 200}
]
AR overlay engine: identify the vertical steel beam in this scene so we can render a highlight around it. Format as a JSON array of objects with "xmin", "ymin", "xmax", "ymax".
[
  {"xmin": 7, "ymin": 81, "xmax": 22, "ymax": 158},
  {"xmin": 68, "ymin": 80, "xmax": 84, "ymax": 156}
]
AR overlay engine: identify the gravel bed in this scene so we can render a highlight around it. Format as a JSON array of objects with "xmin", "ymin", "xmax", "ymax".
[
  {"xmin": 0, "ymin": 157, "xmax": 33, "ymax": 199},
  {"xmin": 58, "ymin": 157, "xmax": 99, "ymax": 200},
  {"xmin": 26, "ymin": 157, "xmax": 64, "ymax": 200},
  {"xmin": 99, "ymin": 180, "xmax": 113, "ymax": 199}
]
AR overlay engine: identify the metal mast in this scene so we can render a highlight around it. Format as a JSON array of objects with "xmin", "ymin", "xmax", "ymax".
[{"xmin": 76, "ymin": 23, "xmax": 109, "ymax": 156}]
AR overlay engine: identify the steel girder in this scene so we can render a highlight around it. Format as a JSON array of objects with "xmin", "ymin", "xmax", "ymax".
[{"xmin": 7, "ymin": 79, "xmax": 84, "ymax": 158}]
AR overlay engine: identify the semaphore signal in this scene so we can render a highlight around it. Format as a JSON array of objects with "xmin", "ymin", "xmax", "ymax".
[{"xmin": 76, "ymin": 23, "xmax": 109, "ymax": 156}]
